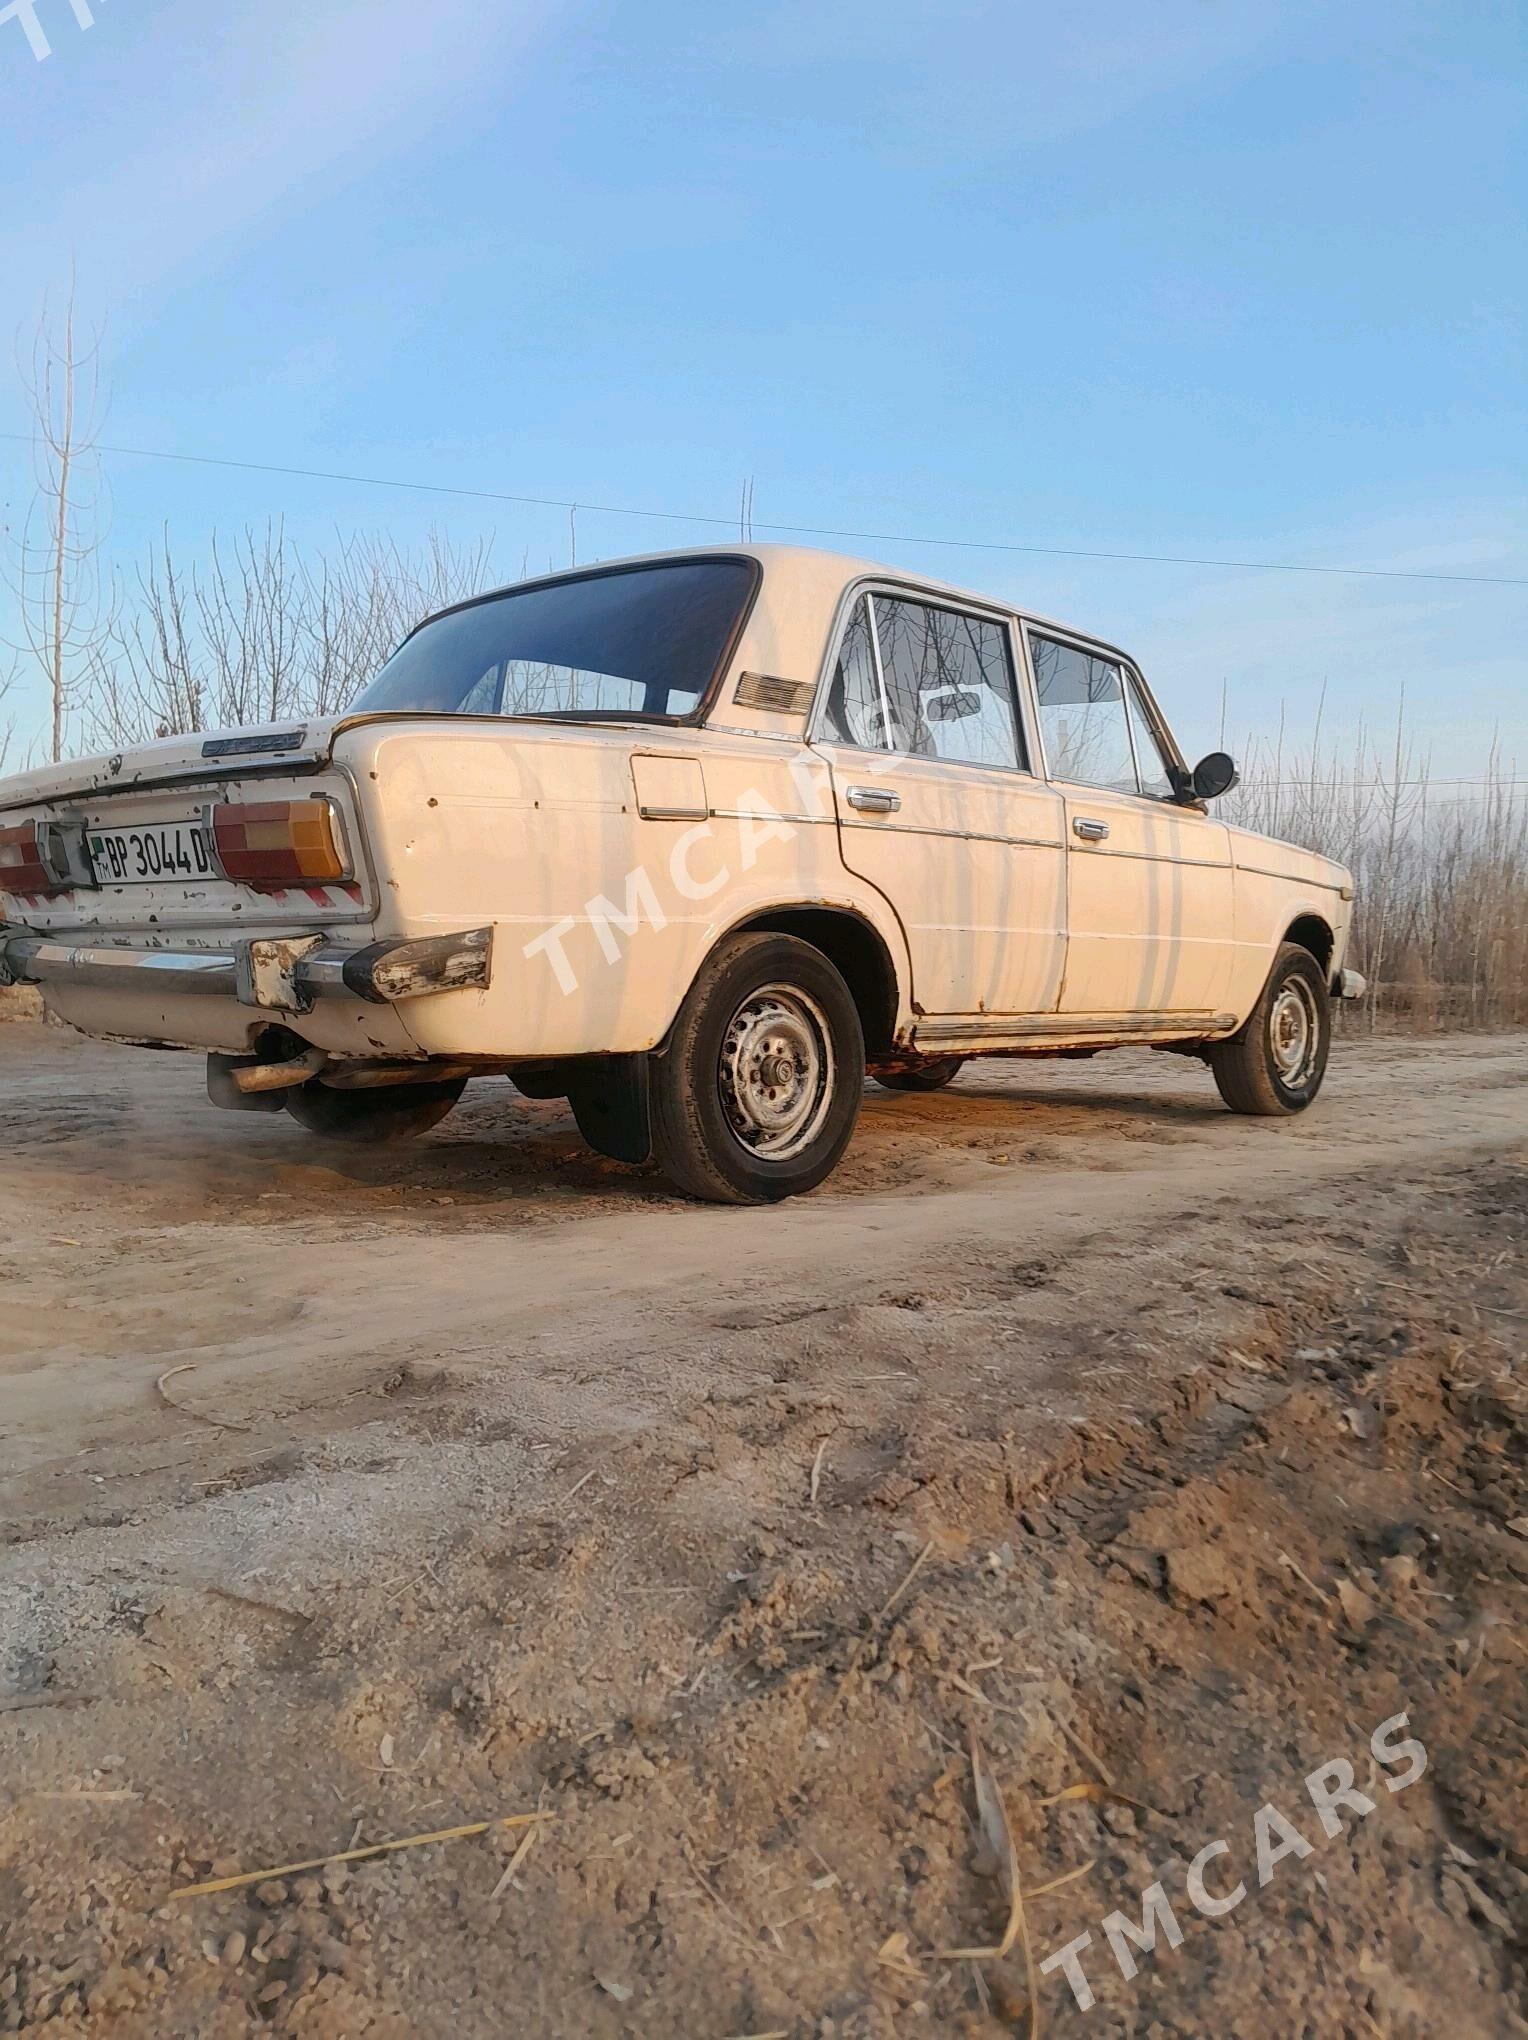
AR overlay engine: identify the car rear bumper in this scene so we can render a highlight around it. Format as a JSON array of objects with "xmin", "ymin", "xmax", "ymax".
[
  {"xmin": 0, "ymin": 925, "xmax": 493, "ymax": 1012},
  {"xmin": 1336, "ymin": 968, "xmax": 1367, "ymax": 1000}
]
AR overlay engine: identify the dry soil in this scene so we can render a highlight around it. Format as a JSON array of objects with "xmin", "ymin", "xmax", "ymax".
[{"xmin": 1, "ymin": 1011, "xmax": 1524, "ymax": 2036}]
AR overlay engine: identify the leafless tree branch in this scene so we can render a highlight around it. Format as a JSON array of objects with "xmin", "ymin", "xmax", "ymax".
[
  {"xmin": 81, "ymin": 524, "xmax": 493, "ymax": 749},
  {"xmin": 6, "ymin": 274, "xmax": 114, "ymax": 762}
]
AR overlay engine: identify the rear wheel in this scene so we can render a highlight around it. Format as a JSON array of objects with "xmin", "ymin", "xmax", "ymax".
[
  {"xmin": 649, "ymin": 932, "xmax": 864, "ymax": 1203},
  {"xmin": 285, "ymin": 1075, "xmax": 467, "ymax": 1144},
  {"xmin": 874, "ymin": 1056, "xmax": 965, "ymax": 1093},
  {"xmin": 1208, "ymin": 943, "xmax": 1331, "ymax": 1116}
]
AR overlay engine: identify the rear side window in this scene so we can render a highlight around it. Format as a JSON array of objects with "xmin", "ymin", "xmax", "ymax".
[
  {"xmin": 820, "ymin": 597, "xmax": 892, "ymax": 750},
  {"xmin": 353, "ymin": 559, "xmax": 756, "ymax": 722},
  {"xmin": 1030, "ymin": 634, "xmax": 1138, "ymax": 793},
  {"xmin": 820, "ymin": 594, "xmax": 1027, "ymax": 770}
]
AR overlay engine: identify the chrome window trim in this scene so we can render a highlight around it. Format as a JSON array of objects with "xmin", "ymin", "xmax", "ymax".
[
  {"xmin": 708, "ymin": 807, "xmax": 837, "ymax": 828},
  {"xmin": 1234, "ymin": 861, "xmax": 1348, "ymax": 893},
  {"xmin": 807, "ymin": 577, "xmax": 1038, "ymax": 782},
  {"xmin": 1120, "ymin": 663, "xmax": 1185, "ymax": 798},
  {"xmin": 840, "ymin": 817, "xmax": 1064, "ymax": 852},
  {"xmin": 807, "ymin": 582, "xmax": 1193, "ymax": 816},
  {"xmin": 1019, "ymin": 621, "xmax": 1195, "ymax": 813},
  {"xmin": 860, "ymin": 590, "xmax": 896, "ymax": 755},
  {"xmin": 1021, "ymin": 622, "xmax": 1135, "ymax": 796},
  {"xmin": 1120, "ymin": 661, "xmax": 1148, "ymax": 796},
  {"xmin": 1048, "ymin": 842, "xmax": 1229, "ymax": 870}
]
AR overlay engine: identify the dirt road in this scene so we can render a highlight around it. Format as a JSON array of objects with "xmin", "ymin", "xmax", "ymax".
[{"xmin": 2, "ymin": 1020, "xmax": 1525, "ymax": 2035}]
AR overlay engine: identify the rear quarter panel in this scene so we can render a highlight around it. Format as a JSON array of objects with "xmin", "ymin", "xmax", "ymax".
[{"xmin": 339, "ymin": 719, "xmax": 912, "ymax": 1059}]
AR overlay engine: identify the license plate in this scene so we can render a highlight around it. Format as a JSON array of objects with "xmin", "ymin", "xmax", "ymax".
[{"xmin": 89, "ymin": 819, "xmax": 216, "ymax": 885}]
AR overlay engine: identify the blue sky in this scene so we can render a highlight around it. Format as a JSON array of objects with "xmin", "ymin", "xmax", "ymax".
[{"xmin": 1, "ymin": 0, "xmax": 1523, "ymax": 780}]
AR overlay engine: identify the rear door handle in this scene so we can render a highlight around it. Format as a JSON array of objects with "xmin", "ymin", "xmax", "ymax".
[
  {"xmin": 1072, "ymin": 816, "xmax": 1109, "ymax": 842},
  {"xmin": 846, "ymin": 785, "xmax": 901, "ymax": 814}
]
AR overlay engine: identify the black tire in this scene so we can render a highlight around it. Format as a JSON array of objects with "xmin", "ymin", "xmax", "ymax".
[
  {"xmin": 1208, "ymin": 943, "xmax": 1331, "ymax": 1116},
  {"xmin": 649, "ymin": 931, "xmax": 864, "ymax": 1204},
  {"xmin": 284, "ymin": 1075, "xmax": 467, "ymax": 1144},
  {"xmin": 874, "ymin": 1056, "xmax": 965, "ymax": 1093}
]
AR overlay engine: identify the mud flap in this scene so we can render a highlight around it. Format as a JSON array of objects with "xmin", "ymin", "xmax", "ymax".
[
  {"xmin": 567, "ymin": 1054, "xmax": 652, "ymax": 1165},
  {"xmin": 508, "ymin": 1059, "xmax": 577, "ymax": 1100}
]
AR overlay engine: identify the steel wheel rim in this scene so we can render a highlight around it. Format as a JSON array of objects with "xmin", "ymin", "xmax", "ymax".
[
  {"xmin": 1269, "ymin": 978, "xmax": 1320, "ymax": 1088},
  {"xmin": 718, "ymin": 983, "xmax": 835, "ymax": 1161}
]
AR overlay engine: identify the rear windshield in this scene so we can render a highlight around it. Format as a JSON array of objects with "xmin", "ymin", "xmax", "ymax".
[{"xmin": 351, "ymin": 558, "xmax": 756, "ymax": 722}]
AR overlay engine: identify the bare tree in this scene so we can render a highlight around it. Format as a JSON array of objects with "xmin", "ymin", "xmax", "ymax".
[
  {"xmin": 1225, "ymin": 694, "xmax": 1525, "ymax": 1031},
  {"xmin": 8, "ymin": 280, "xmax": 113, "ymax": 762},
  {"xmin": 82, "ymin": 524, "xmax": 493, "ymax": 749},
  {"xmin": 0, "ymin": 652, "xmax": 18, "ymax": 775}
]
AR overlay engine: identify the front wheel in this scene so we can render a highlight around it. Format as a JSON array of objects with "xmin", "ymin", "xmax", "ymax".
[
  {"xmin": 1208, "ymin": 943, "xmax": 1331, "ymax": 1116},
  {"xmin": 285, "ymin": 1075, "xmax": 467, "ymax": 1144},
  {"xmin": 649, "ymin": 932, "xmax": 865, "ymax": 1203}
]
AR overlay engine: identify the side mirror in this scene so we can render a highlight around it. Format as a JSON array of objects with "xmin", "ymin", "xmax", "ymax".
[{"xmin": 1190, "ymin": 751, "xmax": 1238, "ymax": 801}]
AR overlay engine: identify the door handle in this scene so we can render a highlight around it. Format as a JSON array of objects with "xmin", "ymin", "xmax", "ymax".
[
  {"xmin": 846, "ymin": 785, "xmax": 901, "ymax": 814},
  {"xmin": 1072, "ymin": 816, "xmax": 1110, "ymax": 842}
]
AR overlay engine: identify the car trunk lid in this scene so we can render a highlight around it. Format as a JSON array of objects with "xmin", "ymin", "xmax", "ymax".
[
  {"xmin": 0, "ymin": 718, "xmax": 376, "ymax": 937},
  {"xmin": 0, "ymin": 719, "xmax": 339, "ymax": 810}
]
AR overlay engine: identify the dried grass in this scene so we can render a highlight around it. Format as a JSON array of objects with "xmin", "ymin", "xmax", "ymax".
[
  {"xmin": 153, "ymin": 1365, "xmax": 245, "ymax": 1431},
  {"xmin": 809, "ymin": 1437, "xmax": 830, "ymax": 1506},
  {"xmin": 169, "ymin": 1811, "xmax": 554, "ymax": 1898},
  {"xmin": 489, "ymin": 1819, "xmax": 540, "ymax": 1900},
  {"xmin": 1036, "ymin": 1780, "xmax": 1157, "ymax": 1817},
  {"xmin": 941, "ymin": 1730, "xmax": 1041, "ymax": 2036},
  {"xmin": 1225, "ymin": 707, "xmax": 1528, "ymax": 1033}
]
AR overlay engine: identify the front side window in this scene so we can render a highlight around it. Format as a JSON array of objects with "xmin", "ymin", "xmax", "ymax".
[
  {"xmin": 351, "ymin": 558, "xmax": 756, "ymax": 722},
  {"xmin": 1030, "ymin": 634, "xmax": 1139, "ymax": 793},
  {"xmin": 1124, "ymin": 676, "xmax": 1175, "ymax": 797},
  {"xmin": 819, "ymin": 594, "xmax": 1026, "ymax": 770}
]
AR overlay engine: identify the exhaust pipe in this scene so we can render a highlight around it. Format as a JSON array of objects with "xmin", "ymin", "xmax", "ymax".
[
  {"xmin": 229, "ymin": 1045, "xmax": 328, "ymax": 1094},
  {"xmin": 320, "ymin": 1060, "xmax": 474, "ymax": 1089}
]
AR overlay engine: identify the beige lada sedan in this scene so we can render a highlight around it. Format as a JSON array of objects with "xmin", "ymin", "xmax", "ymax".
[{"xmin": 0, "ymin": 545, "xmax": 1364, "ymax": 1202}]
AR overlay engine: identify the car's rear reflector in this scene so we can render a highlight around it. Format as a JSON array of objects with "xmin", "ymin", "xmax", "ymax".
[
  {"xmin": 207, "ymin": 798, "xmax": 351, "ymax": 890},
  {"xmin": 0, "ymin": 821, "xmax": 67, "ymax": 896}
]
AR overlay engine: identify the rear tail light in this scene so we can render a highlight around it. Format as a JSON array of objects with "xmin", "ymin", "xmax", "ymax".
[
  {"xmin": 0, "ymin": 820, "xmax": 76, "ymax": 897},
  {"xmin": 206, "ymin": 798, "xmax": 351, "ymax": 891}
]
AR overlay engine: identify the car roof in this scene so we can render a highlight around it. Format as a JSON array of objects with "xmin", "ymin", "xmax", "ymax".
[{"xmin": 439, "ymin": 541, "xmax": 1106, "ymax": 650}]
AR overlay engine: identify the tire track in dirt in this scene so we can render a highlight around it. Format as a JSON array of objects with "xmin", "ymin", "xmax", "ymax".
[
  {"xmin": 1, "ymin": 1121, "xmax": 1523, "ymax": 2034},
  {"xmin": 3, "ymin": 1034, "xmax": 1523, "ymax": 1514}
]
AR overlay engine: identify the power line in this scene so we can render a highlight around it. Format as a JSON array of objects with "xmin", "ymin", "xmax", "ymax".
[{"xmin": 2, "ymin": 429, "xmax": 1526, "ymax": 590}]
